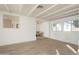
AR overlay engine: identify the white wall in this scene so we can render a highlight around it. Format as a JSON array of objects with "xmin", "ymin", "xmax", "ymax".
[
  {"xmin": 39, "ymin": 22, "xmax": 50, "ymax": 37},
  {"xmin": 0, "ymin": 13, "xmax": 36, "ymax": 46},
  {"xmin": 39, "ymin": 16, "xmax": 79, "ymax": 45},
  {"xmin": 36, "ymin": 23, "xmax": 40, "ymax": 31}
]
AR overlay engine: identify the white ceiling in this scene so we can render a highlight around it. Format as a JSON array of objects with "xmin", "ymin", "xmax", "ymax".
[{"xmin": 0, "ymin": 4, "xmax": 79, "ymax": 22}]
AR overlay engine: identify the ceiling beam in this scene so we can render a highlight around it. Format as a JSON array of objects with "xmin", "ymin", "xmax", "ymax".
[
  {"xmin": 4, "ymin": 4, "xmax": 9, "ymax": 12},
  {"xmin": 27, "ymin": 4, "xmax": 39, "ymax": 16},
  {"xmin": 41, "ymin": 5, "xmax": 75, "ymax": 18},
  {"xmin": 35, "ymin": 4, "xmax": 57, "ymax": 17}
]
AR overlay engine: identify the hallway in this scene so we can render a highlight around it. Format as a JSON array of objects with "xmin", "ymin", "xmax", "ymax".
[{"xmin": 0, "ymin": 37, "xmax": 78, "ymax": 55}]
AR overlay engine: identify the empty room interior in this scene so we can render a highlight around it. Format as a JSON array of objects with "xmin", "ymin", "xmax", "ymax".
[{"xmin": 0, "ymin": 4, "xmax": 79, "ymax": 55}]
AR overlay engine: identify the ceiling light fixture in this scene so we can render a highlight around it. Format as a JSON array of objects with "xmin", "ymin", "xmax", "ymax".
[{"xmin": 37, "ymin": 5, "xmax": 44, "ymax": 8}]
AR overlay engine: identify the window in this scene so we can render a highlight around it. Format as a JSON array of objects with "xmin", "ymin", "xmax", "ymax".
[
  {"xmin": 72, "ymin": 20, "xmax": 79, "ymax": 31},
  {"xmin": 50, "ymin": 19, "xmax": 79, "ymax": 32},
  {"xmin": 56, "ymin": 24, "xmax": 62, "ymax": 31},
  {"xmin": 52, "ymin": 23, "xmax": 57, "ymax": 31},
  {"xmin": 3, "ymin": 15, "xmax": 19, "ymax": 28},
  {"xmin": 52, "ymin": 23, "xmax": 62, "ymax": 31},
  {"xmin": 63, "ymin": 20, "xmax": 79, "ymax": 31},
  {"xmin": 64, "ymin": 21, "xmax": 72, "ymax": 31}
]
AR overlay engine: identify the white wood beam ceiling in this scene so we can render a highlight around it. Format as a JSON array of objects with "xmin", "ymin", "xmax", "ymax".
[
  {"xmin": 19, "ymin": 4, "xmax": 23, "ymax": 13},
  {"xmin": 4, "ymin": 4, "xmax": 10, "ymax": 12},
  {"xmin": 40, "ymin": 4, "xmax": 74, "ymax": 18},
  {"xmin": 45, "ymin": 8, "xmax": 78, "ymax": 20},
  {"xmin": 0, "ymin": 4, "xmax": 78, "ymax": 22}
]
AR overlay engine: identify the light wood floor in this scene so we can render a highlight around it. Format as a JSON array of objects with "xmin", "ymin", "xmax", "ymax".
[{"xmin": 0, "ymin": 37, "xmax": 78, "ymax": 55}]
